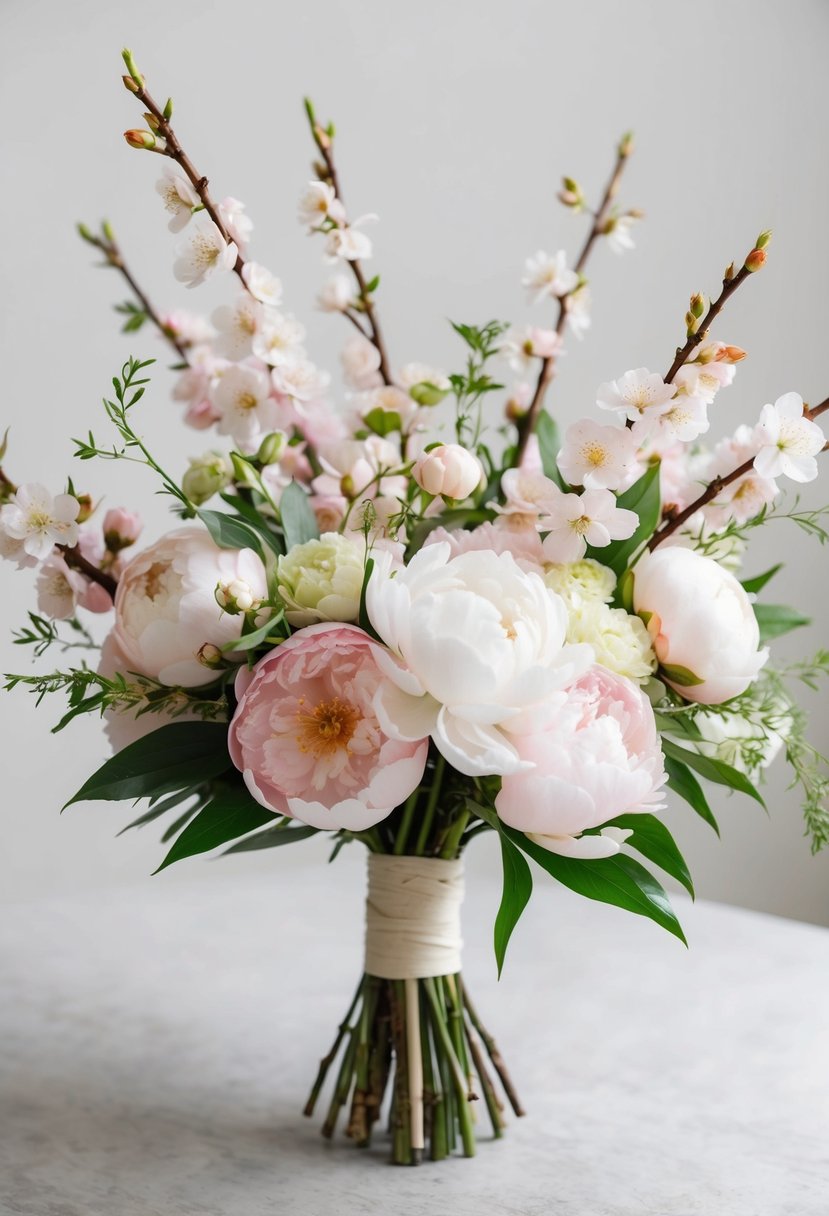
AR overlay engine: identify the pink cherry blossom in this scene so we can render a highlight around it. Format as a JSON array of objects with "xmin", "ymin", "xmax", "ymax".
[
  {"xmin": 228, "ymin": 623, "xmax": 428, "ymax": 830},
  {"xmin": 36, "ymin": 555, "xmax": 87, "ymax": 620},
  {"xmin": 539, "ymin": 487, "xmax": 638, "ymax": 562},
  {"xmin": 495, "ymin": 665, "xmax": 666, "ymax": 859},
  {"xmin": 557, "ymin": 419, "xmax": 639, "ymax": 490}
]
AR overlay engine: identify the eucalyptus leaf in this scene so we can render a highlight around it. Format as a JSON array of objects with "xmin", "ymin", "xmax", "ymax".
[
  {"xmin": 198, "ymin": 509, "xmax": 265, "ymax": 559},
  {"xmin": 280, "ymin": 480, "xmax": 319, "ymax": 550}
]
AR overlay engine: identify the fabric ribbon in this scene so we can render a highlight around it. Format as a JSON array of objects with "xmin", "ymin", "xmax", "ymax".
[{"xmin": 364, "ymin": 853, "xmax": 464, "ymax": 980}]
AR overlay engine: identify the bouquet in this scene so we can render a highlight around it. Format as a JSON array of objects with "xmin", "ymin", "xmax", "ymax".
[{"xmin": 3, "ymin": 48, "xmax": 829, "ymax": 1166}]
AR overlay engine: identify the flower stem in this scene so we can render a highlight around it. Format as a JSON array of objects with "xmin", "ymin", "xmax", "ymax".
[
  {"xmin": 393, "ymin": 789, "xmax": 420, "ymax": 856},
  {"xmin": 460, "ymin": 978, "xmax": 525, "ymax": 1118},
  {"xmin": 303, "ymin": 974, "xmax": 364, "ymax": 1117},
  {"xmin": 423, "ymin": 977, "xmax": 476, "ymax": 1157},
  {"xmin": 414, "ymin": 754, "xmax": 446, "ymax": 856}
]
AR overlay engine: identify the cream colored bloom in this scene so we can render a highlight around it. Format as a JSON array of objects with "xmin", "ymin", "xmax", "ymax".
[
  {"xmin": 544, "ymin": 559, "xmax": 616, "ymax": 606},
  {"xmin": 277, "ymin": 532, "xmax": 366, "ymax": 627},
  {"xmin": 565, "ymin": 600, "xmax": 656, "ymax": 683}
]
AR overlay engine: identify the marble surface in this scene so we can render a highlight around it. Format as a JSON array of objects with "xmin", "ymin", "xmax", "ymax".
[{"xmin": 2, "ymin": 842, "xmax": 828, "ymax": 1216}]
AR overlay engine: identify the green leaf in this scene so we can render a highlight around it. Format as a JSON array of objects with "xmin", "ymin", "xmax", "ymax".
[
  {"xmin": 594, "ymin": 462, "xmax": 661, "ymax": 578},
  {"xmin": 154, "ymin": 786, "xmax": 277, "ymax": 871},
  {"xmin": 535, "ymin": 411, "xmax": 565, "ymax": 489},
  {"xmin": 219, "ymin": 493, "xmax": 284, "ymax": 555},
  {"xmin": 117, "ymin": 788, "xmax": 201, "ymax": 835},
  {"xmin": 494, "ymin": 834, "xmax": 533, "ymax": 977},
  {"xmin": 222, "ymin": 821, "xmax": 319, "ymax": 853},
  {"xmin": 753, "ymin": 603, "xmax": 811, "ymax": 643},
  {"xmin": 503, "ymin": 823, "xmax": 686, "ymax": 944},
  {"xmin": 664, "ymin": 756, "xmax": 720, "ymax": 835},
  {"xmin": 741, "ymin": 563, "xmax": 783, "ymax": 595},
  {"xmin": 661, "ymin": 663, "xmax": 704, "ymax": 688},
  {"xmin": 64, "ymin": 723, "xmax": 231, "ymax": 808},
  {"xmin": 222, "ymin": 610, "xmax": 286, "ymax": 654},
  {"xmin": 661, "ymin": 737, "xmax": 765, "ymax": 808},
  {"xmin": 610, "ymin": 813, "xmax": 694, "ymax": 897},
  {"xmin": 280, "ymin": 480, "xmax": 319, "ymax": 550},
  {"xmin": 362, "ymin": 406, "xmax": 402, "ymax": 437},
  {"xmin": 198, "ymin": 509, "xmax": 265, "ymax": 559}
]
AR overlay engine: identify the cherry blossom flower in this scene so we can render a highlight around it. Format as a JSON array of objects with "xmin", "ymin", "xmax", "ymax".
[
  {"xmin": 631, "ymin": 393, "xmax": 710, "ymax": 443},
  {"xmin": 557, "ymin": 419, "xmax": 639, "ymax": 490},
  {"xmin": 272, "ymin": 357, "xmax": 330, "ymax": 404},
  {"xmin": 753, "ymin": 391, "xmax": 826, "ymax": 483},
  {"xmin": 397, "ymin": 363, "xmax": 451, "ymax": 399},
  {"xmin": 212, "ymin": 294, "xmax": 264, "ymax": 361},
  {"xmin": 326, "ymin": 223, "xmax": 373, "ymax": 262},
  {"xmin": 521, "ymin": 250, "xmax": 578, "ymax": 304},
  {"xmin": 674, "ymin": 359, "xmax": 735, "ymax": 404},
  {"xmin": 341, "ymin": 335, "xmax": 383, "ymax": 390},
  {"xmin": 228, "ymin": 623, "xmax": 428, "ymax": 830},
  {"xmin": 35, "ymin": 555, "xmax": 87, "ymax": 620},
  {"xmin": 596, "ymin": 368, "xmax": 677, "ymax": 423},
  {"xmin": 313, "ymin": 436, "xmax": 406, "ymax": 508},
  {"xmin": 316, "ymin": 274, "xmax": 354, "ymax": 312},
  {"xmin": 500, "ymin": 326, "xmax": 563, "ymax": 374},
  {"xmin": 539, "ymin": 487, "xmax": 638, "ymax": 563},
  {"xmin": 173, "ymin": 220, "xmax": 237, "ymax": 288},
  {"xmin": 155, "ymin": 167, "xmax": 198, "ymax": 232},
  {"xmin": 298, "ymin": 181, "xmax": 346, "ymax": 231},
  {"xmin": 0, "ymin": 483, "xmax": 80, "ymax": 561},
  {"xmin": 251, "ymin": 312, "xmax": 307, "ymax": 366},
  {"xmin": 565, "ymin": 284, "xmax": 592, "ymax": 339},
  {"xmin": 210, "ymin": 363, "xmax": 278, "ymax": 444},
  {"xmin": 159, "ymin": 310, "xmax": 214, "ymax": 346},
  {"xmin": 218, "ymin": 197, "xmax": 253, "ymax": 249},
  {"xmin": 605, "ymin": 214, "xmax": 637, "ymax": 255},
  {"xmin": 704, "ymin": 425, "xmax": 779, "ymax": 526},
  {"xmin": 241, "ymin": 262, "xmax": 283, "ymax": 306},
  {"xmin": 493, "ymin": 468, "xmax": 558, "ymax": 530}
]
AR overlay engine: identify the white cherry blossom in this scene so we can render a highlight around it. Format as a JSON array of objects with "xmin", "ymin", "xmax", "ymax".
[
  {"xmin": 565, "ymin": 283, "xmax": 592, "ymax": 339},
  {"xmin": 341, "ymin": 335, "xmax": 382, "ymax": 390},
  {"xmin": 596, "ymin": 368, "xmax": 677, "ymax": 423},
  {"xmin": 241, "ymin": 262, "xmax": 283, "ymax": 306},
  {"xmin": 557, "ymin": 419, "xmax": 639, "ymax": 490},
  {"xmin": 36, "ymin": 555, "xmax": 87, "ymax": 620},
  {"xmin": 631, "ymin": 393, "xmax": 710, "ymax": 443},
  {"xmin": 522, "ymin": 250, "xmax": 578, "ymax": 304},
  {"xmin": 500, "ymin": 326, "xmax": 562, "ymax": 374},
  {"xmin": 218, "ymin": 197, "xmax": 253, "ymax": 249},
  {"xmin": 539, "ymin": 487, "xmax": 638, "ymax": 563},
  {"xmin": 606, "ymin": 214, "xmax": 636, "ymax": 255},
  {"xmin": 298, "ymin": 181, "xmax": 345, "ymax": 231},
  {"xmin": 316, "ymin": 274, "xmax": 354, "ymax": 312},
  {"xmin": 251, "ymin": 312, "xmax": 307, "ymax": 366},
  {"xmin": 173, "ymin": 220, "xmax": 237, "ymax": 288},
  {"xmin": 155, "ymin": 167, "xmax": 199, "ymax": 232},
  {"xmin": 753, "ymin": 392, "xmax": 825, "ymax": 483},
  {"xmin": 212, "ymin": 294, "xmax": 264, "ymax": 361},
  {"xmin": 0, "ymin": 483, "xmax": 80, "ymax": 561},
  {"xmin": 272, "ymin": 358, "xmax": 330, "ymax": 403},
  {"xmin": 210, "ymin": 364, "xmax": 277, "ymax": 444},
  {"xmin": 674, "ymin": 360, "xmax": 735, "ymax": 404},
  {"xmin": 326, "ymin": 223, "xmax": 373, "ymax": 262}
]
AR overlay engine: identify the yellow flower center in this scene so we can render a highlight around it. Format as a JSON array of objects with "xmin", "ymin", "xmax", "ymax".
[
  {"xmin": 296, "ymin": 697, "xmax": 360, "ymax": 758},
  {"xmin": 571, "ymin": 515, "xmax": 592, "ymax": 535},
  {"xmin": 581, "ymin": 441, "xmax": 607, "ymax": 467},
  {"xmin": 238, "ymin": 392, "xmax": 258, "ymax": 411}
]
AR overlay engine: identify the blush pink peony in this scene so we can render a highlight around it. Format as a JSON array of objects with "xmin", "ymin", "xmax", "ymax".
[
  {"xmin": 495, "ymin": 665, "xmax": 667, "ymax": 858},
  {"xmin": 228, "ymin": 623, "xmax": 429, "ymax": 830}
]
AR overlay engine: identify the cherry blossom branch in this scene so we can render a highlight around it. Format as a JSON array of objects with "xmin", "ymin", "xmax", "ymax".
[
  {"xmin": 78, "ymin": 223, "xmax": 190, "ymax": 362},
  {"xmin": 648, "ymin": 393, "xmax": 829, "ymax": 550},
  {"xmin": 60, "ymin": 544, "xmax": 118, "ymax": 598},
  {"xmin": 121, "ymin": 49, "xmax": 247, "ymax": 285},
  {"xmin": 663, "ymin": 233, "xmax": 770, "ymax": 384},
  {"xmin": 514, "ymin": 136, "xmax": 634, "ymax": 466},
  {"xmin": 304, "ymin": 101, "xmax": 393, "ymax": 385}
]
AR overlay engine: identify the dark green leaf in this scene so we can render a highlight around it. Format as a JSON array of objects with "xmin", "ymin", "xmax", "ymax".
[
  {"xmin": 661, "ymin": 738, "xmax": 765, "ymax": 808},
  {"xmin": 65, "ymin": 723, "xmax": 231, "ymax": 808},
  {"xmin": 610, "ymin": 813, "xmax": 694, "ymax": 897},
  {"xmin": 535, "ymin": 411, "xmax": 565, "ymax": 489},
  {"xmin": 741, "ymin": 563, "xmax": 783, "ymax": 595},
  {"xmin": 198, "ymin": 509, "xmax": 265, "ymax": 559},
  {"xmin": 117, "ymin": 788, "xmax": 200, "ymax": 835},
  {"xmin": 362, "ymin": 407, "xmax": 402, "ymax": 437},
  {"xmin": 494, "ymin": 834, "xmax": 533, "ymax": 977},
  {"xmin": 595, "ymin": 462, "xmax": 662, "ymax": 578},
  {"xmin": 219, "ymin": 493, "xmax": 284, "ymax": 555},
  {"xmin": 154, "ymin": 786, "xmax": 277, "ymax": 871},
  {"xmin": 503, "ymin": 823, "xmax": 686, "ymax": 944},
  {"xmin": 280, "ymin": 480, "xmax": 319, "ymax": 550},
  {"xmin": 223, "ymin": 821, "xmax": 319, "ymax": 853},
  {"xmin": 753, "ymin": 603, "xmax": 811, "ymax": 643},
  {"xmin": 665, "ymin": 756, "xmax": 720, "ymax": 835}
]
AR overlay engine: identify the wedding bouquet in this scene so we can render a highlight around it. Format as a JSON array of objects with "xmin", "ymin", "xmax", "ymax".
[{"xmin": 3, "ymin": 49, "xmax": 828, "ymax": 1166}]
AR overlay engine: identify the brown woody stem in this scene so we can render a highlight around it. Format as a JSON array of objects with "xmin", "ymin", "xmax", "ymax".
[
  {"xmin": 60, "ymin": 544, "xmax": 118, "ymax": 598},
  {"xmin": 664, "ymin": 264, "xmax": 753, "ymax": 384}
]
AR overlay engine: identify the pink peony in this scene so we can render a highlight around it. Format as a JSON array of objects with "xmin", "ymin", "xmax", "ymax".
[
  {"xmin": 228, "ymin": 623, "xmax": 429, "ymax": 830},
  {"xmin": 495, "ymin": 666, "xmax": 667, "ymax": 859},
  {"xmin": 424, "ymin": 522, "xmax": 545, "ymax": 572}
]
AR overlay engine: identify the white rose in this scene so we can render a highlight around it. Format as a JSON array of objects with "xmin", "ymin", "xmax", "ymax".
[
  {"xmin": 277, "ymin": 533, "xmax": 366, "ymax": 627},
  {"xmin": 632, "ymin": 546, "xmax": 768, "ymax": 704},
  {"xmin": 366, "ymin": 544, "xmax": 593, "ymax": 776},
  {"xmin": 113, "ymin": 527, "xmax": 268, "ymax": 688},
  {"xmin": 565, "ymin": 600, "xmax": 656, "ymax": 683},
  {"xmin": 412, "ymin": 444, "xmax": 484, "ymax": 500}
]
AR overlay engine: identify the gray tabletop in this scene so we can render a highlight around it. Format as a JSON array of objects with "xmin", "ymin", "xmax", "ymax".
[{"xmin": 2, "ymin": 842, "xmax": 828, "ymax": 1216}]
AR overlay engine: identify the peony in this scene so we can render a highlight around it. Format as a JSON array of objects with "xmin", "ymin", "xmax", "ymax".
[
  {"xmin": 543, "ymin": 558, "xmax": 616, "ymax": 606},
  {"xmin": 228, "ymin": 623, "xmax": 428, "ymax": 830},
  {"xmin": 366, "ymin": 544, "xmax": 593, "ymax": 776},
  {"xmin": 564, "ymin": 601, "xmax": 656, "ymax": 683},
  {"xmin": 112, "ymin": 527, "xmax": 268, "ymax": 688},
  {"xmin": 425, "ymin": 522, "xmax": 546, "ymax": 572},
  {"xmin": 277, "ymin": 532, "xmax": 367, "ymax": 627},
  {"xmin": 632, "ymin": 546, "xmax": 768, "ymax": 704},
  {"xmin": 412, "ymin": 444, "xmax": 483, "ymax": 500},
  {"xmin": 495, "ymin": 666, "xmax": 666, "ymax": 858}
]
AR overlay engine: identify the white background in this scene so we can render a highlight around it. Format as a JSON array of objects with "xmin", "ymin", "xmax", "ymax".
[{"xmin": 1, "ymin": 0, "xmax": 828, "ymax": 923}]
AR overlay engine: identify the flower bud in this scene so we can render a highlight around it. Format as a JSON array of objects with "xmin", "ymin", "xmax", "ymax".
[
  {"xmin": 340, "ymin": 473, "xmax": 356, "ymax": 498},
  {"xmin": 618, "ymin": 131, "xmax": 635, "ymax": 157},
  {"xmin": 755, "ymin": 229, "xmax": 772, "ymax": 250},
  {"xmin": 744, "ymin": 248, "xmax": 767, "ymax": 273},
  {"xmin": 724, "ymin": 262, "xmax": 737, "ymax": 282},
  {"xmin": 256, "ymin": 431, "xmax": 288, "ymax": 466},
  {"xmin": 182, "ymin": 452, "xmax": 233, "ymax": 506},
  {"xmin": 143, "ymin": 112, "xmax": 161, "ymax": 134},
  {"xmin": 124, "ymin": 128, "xmax": 158, "ymax": 150},
  {"xmin": 689, "ymin": 292, "xmax": 706, "ymax": 319},
  {"xmin": 720, "ymin": 344, "xmax": 747, "ymax": 363},
  {"xmin": 121, "ymin": 47, "xmax": 144, "ymax": 88},
  {"xmin": 122, "ymin": 74, "xmax": 141, "ymax": 94},
  {"xmin": 412, "ymin": 443, "xmax": 484, "ymax": 501},
  {"xmin": 685, "ymin": 310, "xmax": 700, "ymax": 336},
  {"xmin": 557, "ymin": 176, "xmax": 584, "ymax": 209},
  {"xmin": 215, "ymin": 578, "xmax": 261, "ymax": 615},
  {"xmin": 198, "ymin": 642, "xmax": 224, "ymax": 670},
  {"xmin": 75, "ymin": 494, "xmax": 95, "ymax": 524},
  {"xmin": 103, "ymin": 507, "xmax": 143, "ymax": 552},
  {"xmin": 409, "ymin": 380, "xmax": 450, "ymax": 407},
  {"xmin": 505, "ymin": 397, "xmax": 527, "ymax": 424}
]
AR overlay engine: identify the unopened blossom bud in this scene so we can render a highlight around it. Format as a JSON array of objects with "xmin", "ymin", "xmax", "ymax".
[
  {"xmin": 558, "ymin": 176, "xmax": 584, "ymax": 209},
  {"xmin": 685, "ymin": 310, "xmax": 700, "ymax": 336},
  {"xmin": 409, "ymin": 380, "xmax": 450, "ymax": 407},
  {"xmin": 75, "ymin": 494, "xmax": 95, "ymax": 524},
  {"xmin": 724, "ymin": 262, "xmax": 737, "ymax": 282},
  {"xmin": 618, "ymin": 131, "xmax": 635, "ymax": 157},
  {"xmin": 121, "ymin": 47, "xmax": 144, "ymax": 88},
  {"xmin": 122, "ymin": 74, "xmax": 141, "ymax": 94},
  {"xmin": 744, "ymin": 248, "xmax": 767, "ymax": 273},
  {"xmin": 198, "ymin": 642, "xmax": 224, "ymax": 669},
  {"xmin": 215, "ymin": 578, "xmax": 261, "ymax": 615},
  {"xmin": 144, "ymin": 111, "xmax": 161, "ymax": 134},
  {"xmin": 340, "ymin": 473, "xmax": 356, "ymax": 498},
  {"xmin": 256, "ymin": 431, "xmax": 287, "ymax": 466},
  {"xmin": 720, "ymin": 344, "xmax": 747, "ymax": 363},
  {"xmin": 182, "ymin": 452, "xmax": 233, "ymax": 506},
  {"xmin": 103, "ymin": 507, "xmax": 142, "ymax": 552},
  {"xmin": 412, "ymin": 443, "xmax": 484, "ymax": 501},
  {"xmin": 689, "ymin": 292, "xmax": 706, "ymax": 319},
  {"xmin": 755, "ymin": 229, "xmax": 772, "ymax": 250},
  {"xmin": 124, "ymin": 128, "xmax": 158, "ymax": 150},
  {"xmin": 163, "ymin": 97, "xmax": 174, "ymax": 121},
  {"xmin": 505, "ymin": 397, "xmax": 527, "ymax": 424}
]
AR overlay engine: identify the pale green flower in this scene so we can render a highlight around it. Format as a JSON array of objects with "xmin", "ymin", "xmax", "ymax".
[
  {"xmin": 277, "ymin": 532, "xmax": 365, "ymax": 627},
  {"xmin": 566, "ymin": 600, "xmax": 656, "ymax": 683}
]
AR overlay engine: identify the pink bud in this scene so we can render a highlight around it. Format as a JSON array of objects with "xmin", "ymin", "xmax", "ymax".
[
  {"xmin": 412, "ymin": 444, "xmax": 484, "ymax": 501},
  {"xmin": 103, "ymin": 508, "xmax": 142, "ymax": 552}
]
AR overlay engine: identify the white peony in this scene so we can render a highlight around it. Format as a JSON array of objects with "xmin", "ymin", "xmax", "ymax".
[
  {"xmin": 366, "ymin": 544, "xmax": 593, "ymax": 776},
  {"xmin": 277, "ymin": 532, "xmax": 367, "ymax": 627},
  {"xmin": 632, "ymin": 546, "xmax": 768, "ymax": 704},
  {"xmin": 543, "ymin": 559, "xmax": 616, "ymax": 606},
  {"xmin": 564, "ymin": 600, "xmax": 656, "ymax": 683},
  {"xmin": 112, "ymin": 528, "xmax": 268, "ymax": 688}
]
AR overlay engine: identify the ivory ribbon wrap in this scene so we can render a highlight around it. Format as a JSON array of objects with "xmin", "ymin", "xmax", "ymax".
[{"xmin": 364, "ymin": 854, "xmax": 465, "ymax": 980}]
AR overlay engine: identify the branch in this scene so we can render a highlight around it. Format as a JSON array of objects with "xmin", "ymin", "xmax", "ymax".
[
  {"xmin": 305, "ymin": 103, "xmax": 393, "ymax": 385},
  {"xmin": 60, "ymin": 544, "xmax": 118, "ymax": 598},
  {"xmin": 514, "ymin": 137, "xmax": 633, "ymax": 465},
  {"xmin": 79, "ymin": 223, "xmax": 189, "ymax": 362},
  {"xmin": 664, "ymin": 255, "xmax": 761, "ymax": 385},
  {"xmin": 648, "ymin": 393, "xmax": 829, "ymax": 549}
]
